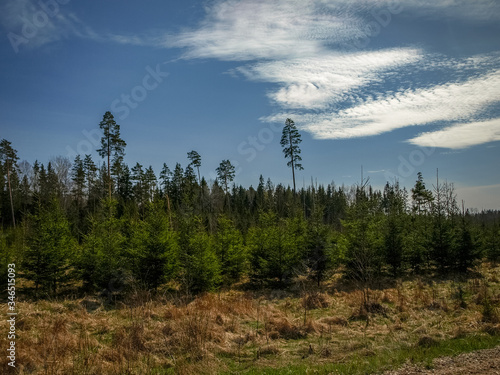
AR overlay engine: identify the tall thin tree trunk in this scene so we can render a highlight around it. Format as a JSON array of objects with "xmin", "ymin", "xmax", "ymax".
[
  {"xmin": 289, "ymin": 131, "xmax": 296, "ymax": 194},
  {"xmin": 166, "ymin": 193, "xmax": 173, "ymax": 230},
  {"xmin": 197, "ymin": 166, "xmax": 203, "ymax": 212},
  {"xmin": 7, "ymin": 161, "xmax": 16, "ymax": 228},
  {"xmin": 107, "ymin": 139, "xmax": 111, "ymax": 200},
  {"xmin": 224, "ymin": 176, "xmax": 230, "ymax": 211}
]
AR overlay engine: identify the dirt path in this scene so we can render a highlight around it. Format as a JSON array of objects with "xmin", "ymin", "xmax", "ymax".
[{"xmin": 384, "ymin": 346, "xmax": 500, "ymax": 375}]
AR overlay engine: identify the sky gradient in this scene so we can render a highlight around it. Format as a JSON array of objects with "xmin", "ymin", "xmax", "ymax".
[{"xmin": 1, "ymin": 0, "xmax": 499, "ymax": 210}]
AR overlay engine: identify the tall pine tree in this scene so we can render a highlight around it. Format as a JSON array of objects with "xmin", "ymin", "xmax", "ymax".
[
  {"xmin": 0, "ymin": 139, "xmax": 19, "ymax": 228},
  {"xmin": 280, "ymin": 119, "xmax": 303, "ymax": 194},
  {"xmin": 97, "ymin": 112, "xmax": 126, "ymax": 199}
]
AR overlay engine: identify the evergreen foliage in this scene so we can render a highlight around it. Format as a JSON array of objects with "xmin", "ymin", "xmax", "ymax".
[
  {"xmin": 0, "ymin": 121, "xmax": 497, "ymax": 298},
  {"xmin": 0, "ymin": 139, "xmax": 20, "ymax": 227},
  {"xmin": 280, "ymin": 118, "xmax": 303, "ymax": 193},
  {"xmin": 178, "ymin": 217, "xmax": 221, "ymax": 294},
  {"xmin": 216, "ymin": 159, "xmax": 235, "ymax": 195},
  {"xmin": 97, "ymin": 111, "xmax": 126, "ymax": 199},
  {"xmin": 213, "ymin": 215, "xmax": 246, "ymax": 285},
  {"xmin": 22, "ymin": 199, "xmax": 75, "ymax": 296},
  {"xmin": 128, "ymin": 200, "xmax": 179, "ymax": 290}
]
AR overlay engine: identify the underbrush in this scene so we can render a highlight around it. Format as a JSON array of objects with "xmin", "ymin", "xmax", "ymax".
[{"xmin": 1, "ymin": 264, "xmax": 499, "ymax": 374}]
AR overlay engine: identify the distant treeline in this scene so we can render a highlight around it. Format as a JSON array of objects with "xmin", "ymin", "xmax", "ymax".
[{"xmin": 1, "ymin": 114, "xmax": 499, "ymax": 297}]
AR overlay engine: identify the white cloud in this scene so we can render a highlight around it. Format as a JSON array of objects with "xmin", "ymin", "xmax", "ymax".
[
  {"xmin": 0, "ymin": 0, "xmax": 158, "ymax": 51},
  {"xmin": 164, "ymin": 0, "xmax": 367, "ymax": 61},
  {"xmin": 3, "ymin": 0, "xmax": 498, "ymax": 150},
  {"xmin": 104, "ymin": 33, "xmax": 161, "ymax": 47},
  {"xmin": 263, "ymin": 67, "xmax": 500, "ymax": 140},
  {"xmin": 237, "ymin": 48, "xmax": 421, "ymax": 109},
  {"xmin": 165, "ymin": 0, "xmax": 500, "ymax": 62},
  {"xmin": 164, "ymin": 0, "xmax": 500, "ymax": 148},
  {"xmin": 163, "ymin": 0, "xmax": 500, "ymax": 60},
  {"xmin": 408, "ymin": 118, "xmax": 500, "ymax": 149},
  {"xmin": 3, "ymin": 0, "xmax": 499, "ymax": 53},
  {"xmin": 0, "ymin": 0, "xmax": 87, "ymax": 50}
]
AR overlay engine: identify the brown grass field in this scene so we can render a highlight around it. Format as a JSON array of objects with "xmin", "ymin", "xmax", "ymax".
[{"xmin": 2, "ymin": 264, "xmax": 500, "ymax": 374}]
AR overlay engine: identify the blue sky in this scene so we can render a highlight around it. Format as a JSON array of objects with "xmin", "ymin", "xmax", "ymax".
[{"xmin": 0, "ymin": 0, "xmax": 499, "ymax": 210}]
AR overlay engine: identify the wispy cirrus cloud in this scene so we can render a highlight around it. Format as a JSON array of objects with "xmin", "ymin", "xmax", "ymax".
[
  {"xmin": 0, "ymin": 0, "xmax": 157, "ymax": 51},
  {"xmin": 163, "ymin": 0, "xmax": 367, "ymax": 61},
  {"xmin": 263, "ymin": 63, "xmax": 500, "ymax": 139},
  {"xmin": 4, "ymin": 0, "xmax": 499, "ymax": 150},
  {"xmin": 236, "ymin": 48, "xmax": 422, "ymax": 110},
  {"xmin": 408, "ymin": 118, "xmax": 500, "ymax": 149},
  {"xmin": 4, "ymin": 0, "xmax": 499, "ymax": 52},
  {"xmin": 0, "ymin": 0, "xmax": 79, "ymax": 49},
  {"xmin": 163, "ymin": 0, "xmax": 500, "ymax": 149},
  {"xmin": 164, "ymin": 0, "xmax": 500, "ymax": 61}
]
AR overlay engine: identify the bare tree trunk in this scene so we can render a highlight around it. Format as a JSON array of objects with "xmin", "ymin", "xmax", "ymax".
[
  {"xmin": 7, "ymin": 162, "xmax": 15, "ymax": 228},
  {"xmin": 166, "ymin": 193, "xmax": 173, "ymax": 230},
  {"xmin": 289, "ymin": 131, "xmax": 296, "ymax": 194},
  {"xmin": 107, "ymin": 140, "xmax": 111, "ymax": 200}
]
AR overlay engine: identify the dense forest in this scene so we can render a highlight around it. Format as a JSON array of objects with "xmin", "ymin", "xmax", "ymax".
[{"xmin": 1, "ymin": 112, "xmax": 499, "ymax": 298}]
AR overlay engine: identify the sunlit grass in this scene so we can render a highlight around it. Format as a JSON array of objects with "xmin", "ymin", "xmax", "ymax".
[{"xmin": 1, "ymin": 264, "xmax": 499, "ymax": 374}]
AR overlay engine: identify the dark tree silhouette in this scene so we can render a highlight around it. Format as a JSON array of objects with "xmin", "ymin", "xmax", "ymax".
[
  {"xmin": 187, "ymin": 150, "xmax": 202, "ymax": 186},
  {"xmin": 97, "ymin": 112, "xmax": 126, "ymax": 199},
  {"xmin": 280, "ymin": 118, "xmax": 303, "ymax": 194},
  {"xmin": 216, "ymin": 159, "xmax": 235, "ymax": 195},
  {"xmin": 0, "ymin": 139, "xmax": 19, "ymax": 228}
]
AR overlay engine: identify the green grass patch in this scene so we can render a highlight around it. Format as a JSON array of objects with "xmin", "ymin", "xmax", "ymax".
[{"xmin": 224, "ymin": 333, "xmax": 499, "ymax": 375}]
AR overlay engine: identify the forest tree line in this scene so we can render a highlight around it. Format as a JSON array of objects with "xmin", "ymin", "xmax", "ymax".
[{"xmin": 1, "ymin": 112, "xmax": 499, "ymax": 298}]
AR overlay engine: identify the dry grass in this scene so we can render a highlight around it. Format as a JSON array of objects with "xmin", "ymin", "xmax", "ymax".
[
  {"xmin": 302, "ymin": 292, "xmax": 330, "ymax": 310},
  {"xmin": 1, "ymin": 264, "xmax": 500, "ymax": 374}
]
